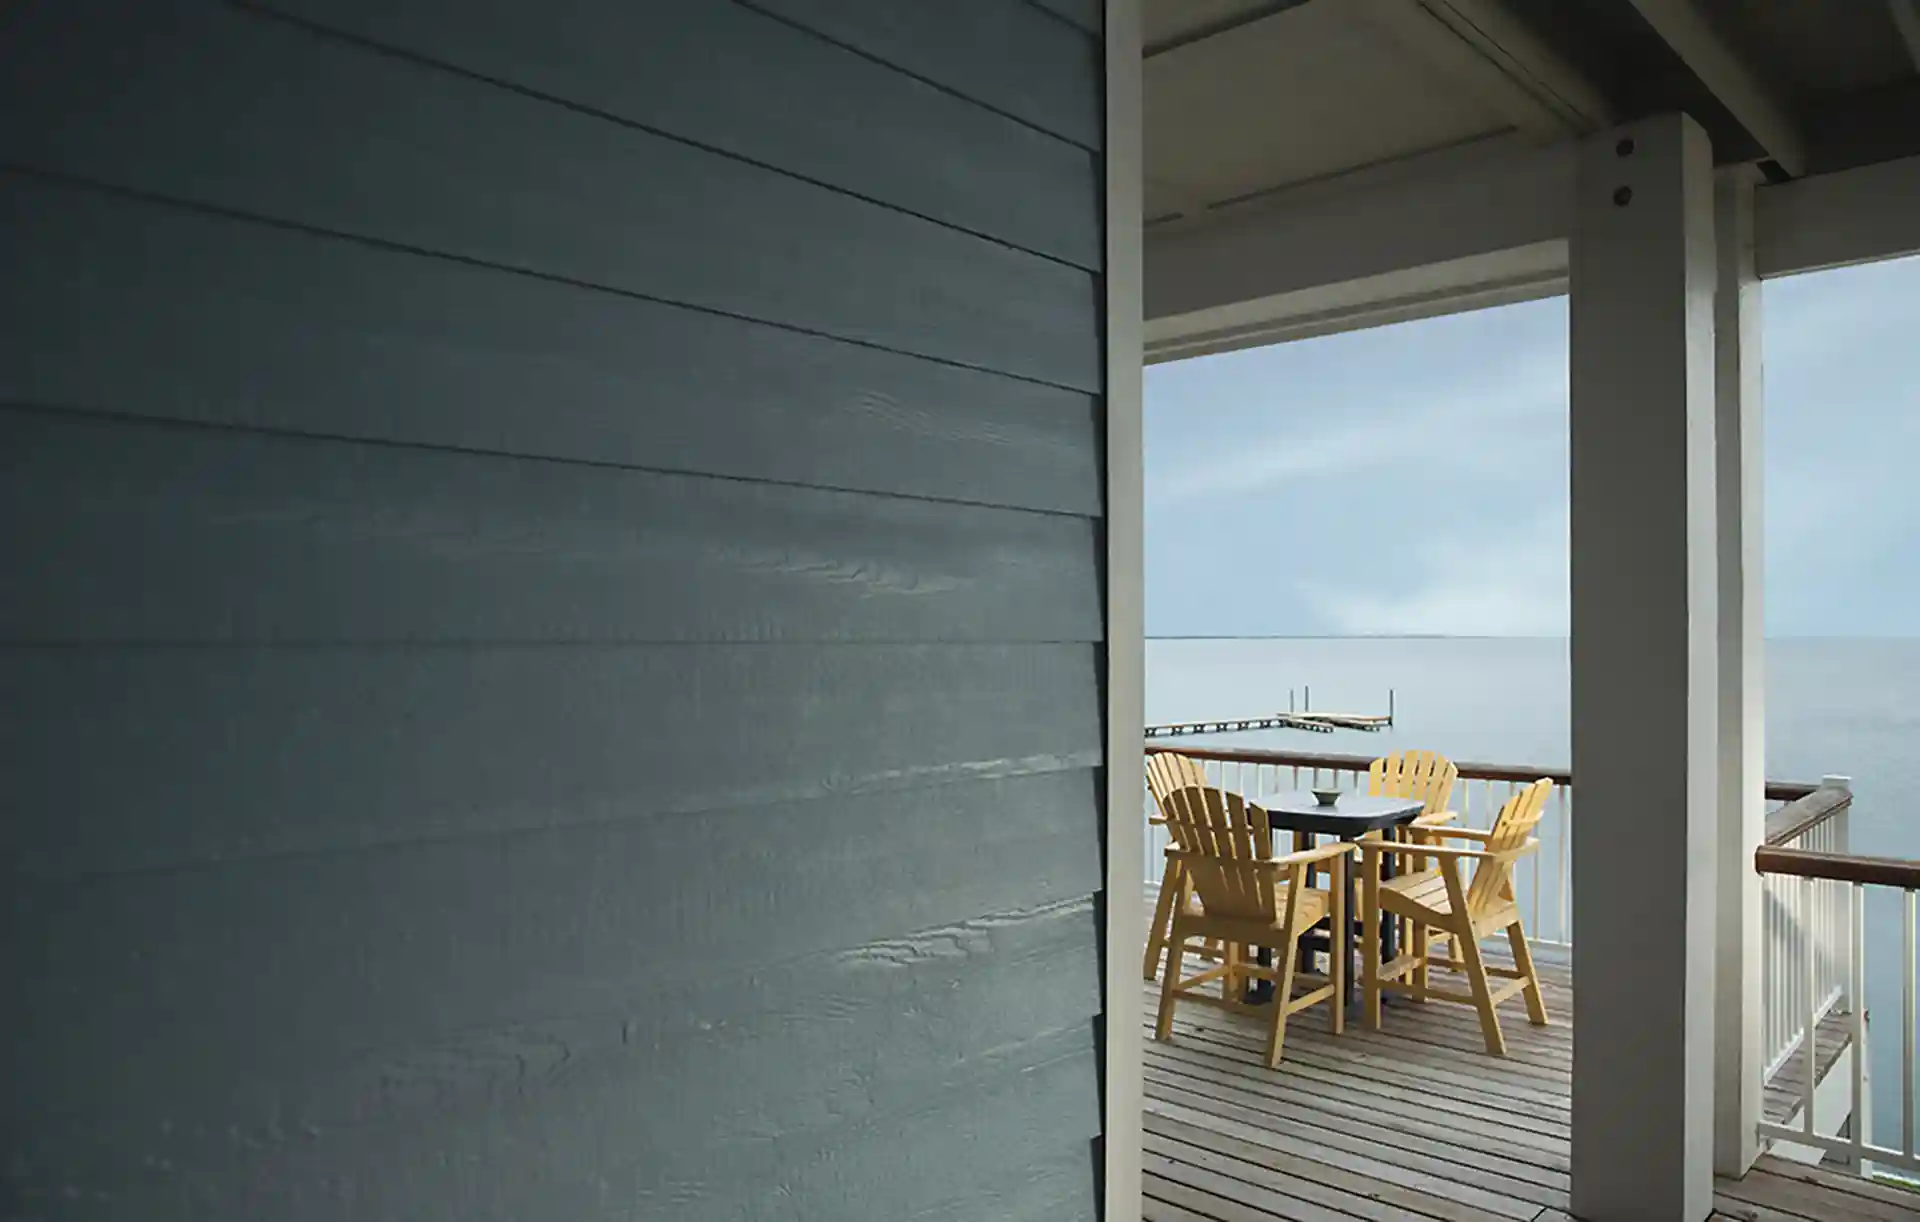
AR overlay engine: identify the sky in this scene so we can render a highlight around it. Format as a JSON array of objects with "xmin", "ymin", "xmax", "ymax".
[{"xmin": 1144, "ymin": 254, "xmax": 1920, "ymax": 638}]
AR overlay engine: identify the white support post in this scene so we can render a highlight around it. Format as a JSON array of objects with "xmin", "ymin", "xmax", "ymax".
[
  {"xmin": 1712, "ymin": 165, "xmax": 1765, "ymax": 1178},
  {"xmin": 1569, "ymin": 113, "xmax": 1721, "ymax": 1222},
  {"xmin": 1101, "ymin": 2, "xmax": 1145, "ymax": 1220}
]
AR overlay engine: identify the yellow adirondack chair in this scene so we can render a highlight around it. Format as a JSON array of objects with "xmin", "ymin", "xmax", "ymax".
[
  {"xmin": 1368, "ymin": 748, "xmax": 1459, "ymax": 827},
  {"xmin": 1152, "ymin": 783, "xmax": 1357, "ymax": 1067},
  {"xmin": 1143, "ymin": 751, "xmax": 1211, "ymax": 980},
  {"xmin": 1368, "ymin": 749, "xmax": 1461, "ymax": 877},
  {"xmin": 1358, "ymin": 778, "xmax": 1553, "ymax": 1055}
]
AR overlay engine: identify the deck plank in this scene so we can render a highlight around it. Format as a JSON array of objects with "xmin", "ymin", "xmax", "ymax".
[
  {"xmin": 1146, "ymin": 1115, "xmax": 1514, "ymax": 1222},
  {"xmin": 1744, "ymin": 1156, "xmax": 1920, "ymax": 1210},
  {"xmin": 1716, "ymin": 1161, "xmax": 1920, "ymax": 1222},
  {"xmin": 1136, "ymin": 904, "xmax": 1884, "ymax": 1221}
]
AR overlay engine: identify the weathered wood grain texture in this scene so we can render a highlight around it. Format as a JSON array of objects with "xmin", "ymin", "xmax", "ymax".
[
  {"xmin": 0, "ymin": 1, "xmax": 1100, "ymax": 391},
  {"xmin": 746, "ymin": 0, "xmax": 1102, "ymax": 149},
  {"xmin": 0, "ymin": 181, "xmax": 1101, "ymax": 515},
  {"xmin": 5, "ymin": 874, "xmax": 1098, "ymax": 1219},
  {"xmin": 0, "ymin": 0, "xmax": 1110, "ymax": 1216},
  {"xmin": 253, "ymin": 0, "xmax": 1100, "ymax": 269},
  {"xmin": 0, "ymin": 409, "xmax": 1102, "ymax": 645},
  {"xmin": 0, "ymin": 644, "xmax": 1102, "ymax": 877}
]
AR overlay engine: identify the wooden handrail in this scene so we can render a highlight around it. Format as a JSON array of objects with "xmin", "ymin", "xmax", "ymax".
[
  {"xmin": 1762, "ymin": 786, "xmax": 1852, "ymax": 847},
  {"xmin": 1754, "ymin": 846, "xmax": 1920, "ymax": 890},
  {"xmin": 1144, "ymin": 742, "xmax": 1568, "ymax": 785},
  {"xmin": 1144, "ymin": 742, "xmax": 1821, "ymax": 802}
]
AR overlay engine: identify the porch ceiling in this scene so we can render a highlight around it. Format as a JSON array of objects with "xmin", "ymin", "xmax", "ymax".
[
  {"xmin": 1142, "ymin": 0, "xmax": 1920, "ymax": 359},
  {"xmin": 1143, "ymin": 1, "xmax": 1511, "ymax": 225},
  {"xmin": 1143, "ymin": 0, "xmax": 1920, "ymax": 233}
]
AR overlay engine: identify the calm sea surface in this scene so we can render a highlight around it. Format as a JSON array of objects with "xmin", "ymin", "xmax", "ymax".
[{"xmin": 1147, "ymin": 636, "xmax": 1920, "ymax": 1138}]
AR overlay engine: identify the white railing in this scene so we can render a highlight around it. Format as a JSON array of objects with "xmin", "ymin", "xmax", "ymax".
[
  {"xmin": 1141, "ymin": 747, "xmax": 1916, "ymax": 1179},
  {"xmin": 1753, "ymin": 782, "xmax": 1920, "ymax": 1179},
  {"xmin": 1142, "ymin": 746, "xmax": 1576, "ymax": 947},
  {"xmin": 1760, "ymin": 779, "xmax": 1852, "ymax": 1084}
]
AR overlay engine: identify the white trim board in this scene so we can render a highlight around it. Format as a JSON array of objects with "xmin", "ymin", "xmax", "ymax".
[
  {"xmin": 1102, "ymin": 1, "xmax": 1146, "ymax": 1219},
  {"xmin": 1146, "ymin": 142, "xmax": 1920, "ymax": 358}
]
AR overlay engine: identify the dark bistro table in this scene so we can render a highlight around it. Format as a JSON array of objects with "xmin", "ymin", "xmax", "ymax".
[{"xmin": 1250, "ymin": 790, "xmax": 1426, "ymax": 1014}]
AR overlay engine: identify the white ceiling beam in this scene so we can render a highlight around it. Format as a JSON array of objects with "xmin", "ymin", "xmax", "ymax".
[
  {"xmin": 1146, "ymin": 135, "xmax": 1920, "ymax": 360},
  {"xmin": 1753, "ymin": 151, "xmax": 1920, "ymax": 277},
  {"xmin": 1146, "ymin": 134, "xmax": 1572, "ymax": 355},
  {"xmin": 1625, "ymin": 0, "xmax": 1807, "ymax": 176},
  {"xmin": 1146, "ymin": 244, "xmax": 1565, "ymax": 362}
]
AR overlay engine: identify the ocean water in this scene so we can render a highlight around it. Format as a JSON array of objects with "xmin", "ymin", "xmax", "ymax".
[{"xmin": 1147, "ymin": 636, "xmax": 1920, "ymax": 1141}]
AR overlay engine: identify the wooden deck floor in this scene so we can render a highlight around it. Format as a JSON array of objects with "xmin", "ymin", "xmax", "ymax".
[{"xmin": 1137, "ymin": 935, "xmax": 1910, "ymax": 1221}]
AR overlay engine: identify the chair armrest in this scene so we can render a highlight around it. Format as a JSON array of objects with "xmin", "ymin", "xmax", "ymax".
[
  {"xmin": 1163, "ymin": 842, "xmax": 1358, "ymax": 875},
  {"xmin": 1272, "ymin": 840, "xmax": 1360, "ymax": 869},
  {"xmin": 1419, "ymin": 825, "xmax": 1494, "ymax": 843},
  {"xmin": 1357, "ymin": 838, "xmax": 1539, "ymax": 863},
  {"xmin": 1411, "ymin": 810, "xmax": 1458, "ymax": 827}
]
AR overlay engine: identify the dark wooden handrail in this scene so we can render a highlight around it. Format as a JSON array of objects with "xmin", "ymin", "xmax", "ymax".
[
  {"xmin": 1144, "ymin": 742, "xmax": 1569, "ymax": 785},
  {"xmin": 1144, "ymin": 742, "xmax": 1821, "ymax": 802},
  {"xmin": 1754, "ymin": 846, "xmax": 1920, "ymax": 890},
  {"xmin": 1762, "ymin": 786, "xmax": 1852, "ymax": 847}
]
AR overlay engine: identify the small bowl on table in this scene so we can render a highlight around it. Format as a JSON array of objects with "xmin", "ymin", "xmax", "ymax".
[{"xmin": 1310, "ymin": 787, "xmax": 1341, "ymax": 807}]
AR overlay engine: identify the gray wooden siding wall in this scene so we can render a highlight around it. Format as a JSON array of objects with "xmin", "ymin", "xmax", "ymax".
[{"xmin": 0, "ymin": 2, "xmax": 1108, "ymax": 1218}]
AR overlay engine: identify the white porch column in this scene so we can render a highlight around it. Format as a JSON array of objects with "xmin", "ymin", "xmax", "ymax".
[
  {"xmin": 1712, "ymin": 166, "xmax": 1766, "ymax": 1177},
  {"xmin": 1569, "ymin": 113, "xmax": 1721, "ymax": 1221}
]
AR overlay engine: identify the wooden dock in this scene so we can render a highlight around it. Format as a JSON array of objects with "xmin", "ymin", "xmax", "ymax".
[
  {"xmin": 1147, "ymin": 714, "xmax": 1336, "ymax": 737},
  {"xmin": 1146, "ymin": 689, "xmax": 1394, "ymax": 739}
]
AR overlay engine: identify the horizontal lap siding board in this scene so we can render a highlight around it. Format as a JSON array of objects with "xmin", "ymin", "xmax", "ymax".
[
  {"xmin": 0, "ymin": 409, "xmax": 1102, "ymax": 645},
  {"xmin": 253, "ymin": 0, "xmax": 1101, "ymax": 269},
  {"xmin": 0, "ymin": 0, "xmax": 1107, "ymax": 1219},
  {"xmin": 7, "ymin": 841, "xmax": 1100, "ymax": 1219},
  {"xmin": 746, "ymin": 0, "xmax": 1104, "ymax": 150},
  {"xmin": 0, "ymin": 644, "xmax": 1102, "ymax": 877},
  {"xmin": 0, "ymin": 1, "xmax": 1100, "ymax": 393},
  {"xmin": 0, "ymin": 180, "xmax": 1100, "ymax": 516}
]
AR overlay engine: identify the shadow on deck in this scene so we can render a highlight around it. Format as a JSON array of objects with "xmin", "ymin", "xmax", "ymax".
[{"xmin": 1137, "ymin": 930, "xmax": 1909, "ymax": 1221}]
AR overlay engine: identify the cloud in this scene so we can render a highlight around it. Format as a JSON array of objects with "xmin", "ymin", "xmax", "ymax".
[
  {"xmin": 1144, "ymin": 261, "xmax": 1920, "ymax": 639},
  {"xmin": 1149, "ymin": 345, "xmax": 1566, "ymax": 508},
  {"xmin": 1298, "ymin": 507, "xmax": 1570, "ymax": 636}
]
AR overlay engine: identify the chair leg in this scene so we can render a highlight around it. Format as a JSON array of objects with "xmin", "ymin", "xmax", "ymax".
[
  {"xmin": 1222, "ymin": 940, "xmax": 1242, "ymax": 1002},
  {"xmin": 1410, "ymin": 922, "xmax": 1429, "ymax": 1002},
  {"xmin": 1455, "ymin": 926, "xmax": 1506, "ymax": 1055},
  {"xmin": 1266, "ymin": 936, "xmax": 1301, "ymax": 1069},
  {"xmin": 1327, "ymin": 882, "xmax": 1345, "ymax": 1036},
  {"xmin": 1507, "ymin": 920, "xmax": 1550, "ymax": 1026},
  {"xmin": 1143, "ymin": 859, "xmax": 1182, "ymax": 981},
  {"xmin": 1361, "ymin": 863, "xmax": 1381, "ymax": 1030},
  {"xmin": 1155, "ymin": 928, "xmax": 1185, "ymax": 1042}
]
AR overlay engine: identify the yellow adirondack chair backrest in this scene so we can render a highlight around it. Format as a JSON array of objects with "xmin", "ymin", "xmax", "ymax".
[
  {"xmin": 1146, "ymin": 752, "xmax": 1209, "ymax": 812},
  {"xmin": 1368, "ymin": 749, "xmax": 1458, "ymax": 819},
  {"xmin": 1467, "ymin": 779, "xmax": 1553, "ymax": 915},
  {"xmin": 1158, "ymin": 785, "xmax": 1279, "ymax": 923}
]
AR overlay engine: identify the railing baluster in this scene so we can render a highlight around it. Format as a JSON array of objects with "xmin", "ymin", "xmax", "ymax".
[
  {"xmin": 1907, "ymin": 887, "xmax": 1917, "ymax": 1159},
  {"xmin": 1804, "ymin": 875, "xmax": 1817, "ymax": 1137},
  {"xmin": 1848, "ymin": 881, "xmax": 1865, "ymax": 1170}
]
